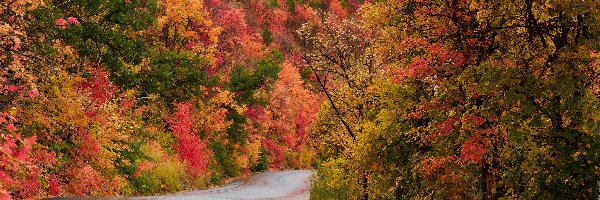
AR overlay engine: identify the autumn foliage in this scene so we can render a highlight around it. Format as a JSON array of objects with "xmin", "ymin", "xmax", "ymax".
[
  {"xmin": 2, "ymin": 0, "xmax": 600, "ymax": 198},
  {"xmin": 0, "ymin": 0, "xmax": 321, "ymax": 197},
  {"xmin": 308, "ymin": 0, "xmax": 600, "ymax": 199},
  {"xmin": 168, "ymin": 102, "xmax": 209, "ymax": 177}
]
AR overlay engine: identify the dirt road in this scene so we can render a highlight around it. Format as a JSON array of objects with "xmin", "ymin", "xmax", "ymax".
[{"xmin": 136, "ymin": 170, "xmax": 313, "ymax": 200}]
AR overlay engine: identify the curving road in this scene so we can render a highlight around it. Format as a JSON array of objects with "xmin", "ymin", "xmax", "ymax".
[{"xmin": 136, "ymin": 170, "xmax": 313, "ymax": 200}]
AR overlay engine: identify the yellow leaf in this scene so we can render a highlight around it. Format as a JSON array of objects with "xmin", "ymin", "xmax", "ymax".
[{"xmin": 9, "ymin": 107, "xmax": 17, "ymax": 117}]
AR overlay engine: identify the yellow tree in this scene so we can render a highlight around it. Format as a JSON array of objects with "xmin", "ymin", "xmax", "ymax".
[{"xmin": 156, "ymin": 0, "xmax": 221, "ymax": 65}]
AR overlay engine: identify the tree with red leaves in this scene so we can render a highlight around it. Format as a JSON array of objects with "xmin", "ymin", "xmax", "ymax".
[{"xmin": 168, "ymin": 102, "xmax": 210, "ymax": 177}]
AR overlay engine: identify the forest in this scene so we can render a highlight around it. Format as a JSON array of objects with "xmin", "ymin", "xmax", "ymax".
[{"xmin": 1, "ymin": 0, "xmax": 600, "ymax": 199}]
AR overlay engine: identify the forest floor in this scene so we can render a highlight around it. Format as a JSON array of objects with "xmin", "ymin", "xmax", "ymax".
[{"xmin": 133, "ymin": 170, "xmax": 313, "ymax": 200}]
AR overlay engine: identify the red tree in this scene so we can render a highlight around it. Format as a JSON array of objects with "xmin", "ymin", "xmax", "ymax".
[{"xmin": 168, "ymin": 102, "xmax": 210, "ymax": 177}]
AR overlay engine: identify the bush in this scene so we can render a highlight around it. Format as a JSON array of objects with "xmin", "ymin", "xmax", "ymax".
[
  {"xmin": 309, "ymin": 158, "xmax": 354, "ymax": 200},
  {"xmin": 131, "ymin": 141, "xmax": 187, "ymax": 195},
  {"xmin": 209, "ymin": 141, "xmax": 241, "ymax": 178},
  {"xmin": 252, "ymin": 148, "xmax": 269, "ymax": 172}
]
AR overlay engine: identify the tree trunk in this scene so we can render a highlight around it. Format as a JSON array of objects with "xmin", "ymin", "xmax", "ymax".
[{"xmin": 482, "ymin": 163, "xmax": 490, "ymax": 200}]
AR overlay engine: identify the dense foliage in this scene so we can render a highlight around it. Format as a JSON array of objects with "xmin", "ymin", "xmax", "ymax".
[
  {"xmin": 0, "ymin": 0, "xmax": 319, "ymax": 197},
  {"xmin": 2, "ymin": 0, "xmax": 600, "ymax": 199},
  {"xmin": 305, "ymin": 0, "xmax": 600, "ymax": 199}
]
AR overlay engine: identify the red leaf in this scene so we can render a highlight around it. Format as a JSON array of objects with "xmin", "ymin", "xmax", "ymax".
[
  {"xmin": 6, "ymin": 123, "xmax": 15, "ymax": 132},
  {"xmin": 6, "ymin": 85, "xmax": 17, "ymax": 92},
  {"xmin": 67, "ymin": 17, "xmax": 79, "ymax": 25}
]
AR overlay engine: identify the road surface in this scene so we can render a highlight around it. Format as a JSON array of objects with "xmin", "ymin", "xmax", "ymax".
[{"xmin": 136, "ymin": 170, "xmax": 313, "ymax": 200}]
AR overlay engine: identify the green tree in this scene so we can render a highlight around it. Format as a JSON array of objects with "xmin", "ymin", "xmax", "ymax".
[
  {"xmin": 229, "ymin": 49, "xmax": 284, "ymax": 105},
  {"xmin": 28, "ymin": 0, "xmax": 157, "ymax": 87}
]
